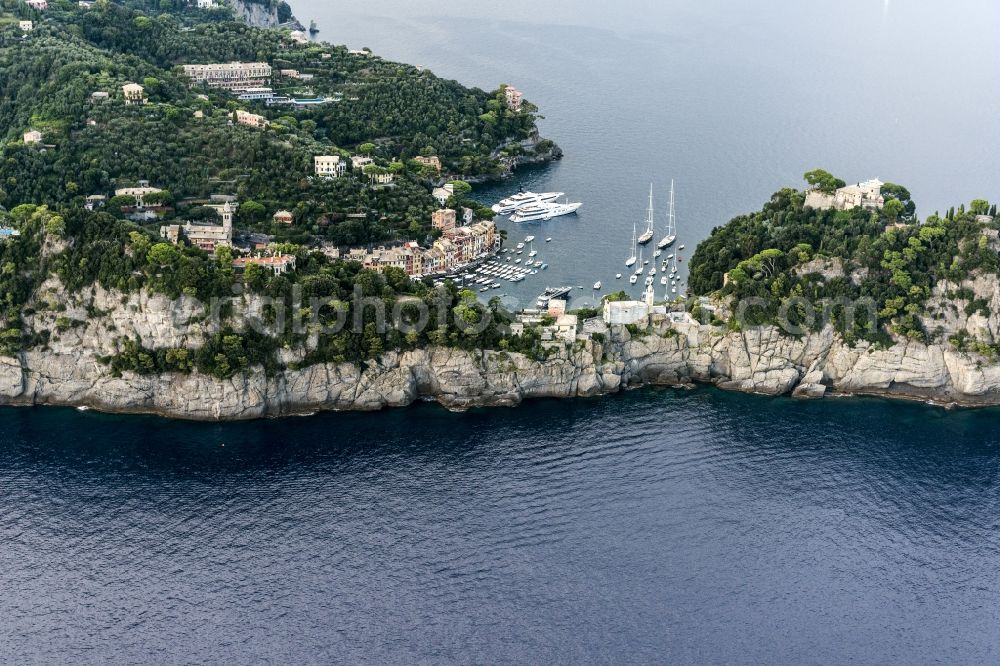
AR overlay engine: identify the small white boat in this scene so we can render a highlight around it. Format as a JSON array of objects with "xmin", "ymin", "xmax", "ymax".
[
  {"xmin": 654, "ymin": 249, "xmax": 662, "ymax": 258},
  {"xmin": 660, "ymin": 276, "xmax": 668, "ymax": 285},
  {"xmin": 648, "ymin": 267, "xmax": 656, "ymax": 275},
  {"xmin": 678, "ymin": 245, "xmax": 685, "ymax": 250},
  {"xmin": 616, "ymin": 273, "xmax": 622, "ymax": 279},
  {"xmin": 546, "ymin": 237, "xmax": 552, "ymax": 242},
  {"xmin": 516, "ymin": 242, "xmax": 524, "ymax": 249},
  {"xmin": 529, "ymin": 250, "xmax": 537, "ymax": 257},
  {"xmin": 593, "ymin": 281, "xmax": 602, "ymax": 289},
  {"xmin": 629, "ymin": 274, "xmax": 638, "ymax": 284},
  {"xmin": 541, "ymin": 263, "xmax": 548, "ymax": 270},
  {"xmin": 524, "ymin": 235, "xmax": 535, "ymax": 242},
  {"xmin": 515, "ymin": 259, "xmax": 522, "ymax": 264}
]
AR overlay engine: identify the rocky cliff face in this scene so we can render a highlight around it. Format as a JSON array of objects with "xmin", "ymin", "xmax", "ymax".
[
  {"xmin": 5, "ymin": 279, "xmax": 1000, "ymax": 420},
  {"xmin": 228, "ymin": 0, "xmax": 281, "ymax": 28}
]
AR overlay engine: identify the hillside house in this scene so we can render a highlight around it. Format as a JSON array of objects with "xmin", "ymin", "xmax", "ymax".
[
  {"xmin": 315, "ymin": 155, "xmax": 346, "ymax": 178},
  {"xmin": 122, "ymin": 83, "xmax": 146, "ymax": 105}
]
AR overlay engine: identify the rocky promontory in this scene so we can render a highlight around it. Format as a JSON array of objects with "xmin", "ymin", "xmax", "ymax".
[{"xmin": 4, "ymin": 276, "xmax": 1000, "ymax": 420}]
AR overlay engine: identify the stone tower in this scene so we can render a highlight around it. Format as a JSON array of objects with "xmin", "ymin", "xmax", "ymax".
[{"xmin": 221, "ymin": 202, "xmax": 234, "ymax": 233}]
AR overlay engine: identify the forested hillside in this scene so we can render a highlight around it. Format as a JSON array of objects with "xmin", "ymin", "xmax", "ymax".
[
  {"xmin": 688, "ymin": 175, "xmax": 1000, "ymax": 346},
  {"xmin": 0, "ymin": 0, "xmax": 558, "ymax": 368},
  {"xmin": 0, "ymin": 0, "xmax": 548, "ymax": 232}
]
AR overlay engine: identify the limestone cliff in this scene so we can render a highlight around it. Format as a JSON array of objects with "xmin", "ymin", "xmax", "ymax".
[
  {"xmin": 227, "ymin": 0, "xmax": 283, "ymax": 29},
  {"xmin": 4, "ymin": 278, "xmax": 1000, "ymax": 419}
]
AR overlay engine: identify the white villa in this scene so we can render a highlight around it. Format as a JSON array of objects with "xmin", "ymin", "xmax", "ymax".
[
  {"xmin": 315, "ymin": 155, "xmax": 346, "ymax": 178},
  {"xmin": 432, "ymin": 184, "xmax": 455, "ymax": 206},
  {"xmin": 23, "ymin": 130, "xmax": 42, "ymax": 145},
  {"xmin": 351, "ymin": 155, "xmax": 374, "ymax": 171}
]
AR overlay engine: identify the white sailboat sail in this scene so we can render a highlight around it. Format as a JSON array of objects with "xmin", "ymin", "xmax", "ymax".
[
  {"xmin": 625, "ymin": 223, "xmax": 637, "ymax": 267},
  {"xmin": 657, "ymin": 179, "xmax": 677, "ymax": 249},
  {"xmin": 637, "ymin": 183, "xmax": 655, "ymax": 244}
]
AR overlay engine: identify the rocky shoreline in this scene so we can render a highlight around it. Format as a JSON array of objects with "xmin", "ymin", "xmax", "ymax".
[{"xmin": 4, "ymin": 289, "xmax": 1000, "ymax": 420}]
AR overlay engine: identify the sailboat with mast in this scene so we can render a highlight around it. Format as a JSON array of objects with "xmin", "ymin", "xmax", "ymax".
[
  {"xmin": 624, "ymin": 223, "xmax": 638, "ymax": 267},
  {"xmin": 657, "ymin": 179, "xmax": 677, "ymax": 249},
  {"xmin": 637, "ymin": 184, "xmax": 655, "ymax": 245}
]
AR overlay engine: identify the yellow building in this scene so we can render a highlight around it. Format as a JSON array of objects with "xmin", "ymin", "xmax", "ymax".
[
  {"xmin": 315, "ymin": 155, "xmax": 346, "ymax": 178},
  {"xmin": 122, "ymin": 83, "xmax": 146, "ymax": 105}
]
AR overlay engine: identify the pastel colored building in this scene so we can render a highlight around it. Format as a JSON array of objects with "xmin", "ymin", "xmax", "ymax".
[
  {"xmin": 122, "ymin": 83, "xmax": 146, "ymax": 105},
  {"xmin": 182, "ymin": 62, "xmax": 272, "ymax": 90},
  {"xmin": 315, "ymin": 155, "xmax": 346, "ymax": 178},
  {"xmin": 504, "ymin": 85, "xmax": 524, "ymax": 112},
  {"xmin": 234, "ymin": 254, "xmax": 296, "ymax": 275},
  {"xmin": 235, "ymin": 109, "xmax": 269, "ymax": 129}
]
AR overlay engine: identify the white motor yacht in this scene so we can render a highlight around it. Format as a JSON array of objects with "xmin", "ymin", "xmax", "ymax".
[
  {"xmin": 510, "ymin": 201, "xmax": 582, "ymax": 223},
  {"xmin": 491, "ymin": 191, "xmax": 564, "ymax": 215}
]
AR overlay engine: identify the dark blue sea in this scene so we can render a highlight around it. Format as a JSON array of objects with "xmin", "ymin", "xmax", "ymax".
[
  {"xmin": 3, "ymin": 392, "xmax": 1000, "ymax": 662},
  {"xmin": 5, "ymin": 0, "xmax": 1000, "ymax": 662}
]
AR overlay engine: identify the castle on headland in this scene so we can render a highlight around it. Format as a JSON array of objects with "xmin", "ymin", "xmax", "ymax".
[{"xmin": 804, "ymin": 178, "xmax": 885, "ymax": 212}]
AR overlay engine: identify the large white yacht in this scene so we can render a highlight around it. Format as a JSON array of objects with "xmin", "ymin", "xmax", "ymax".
[
  {"xmin": 510, "ymin": 201, "xmax": 582, "ymax": 222},
  {"xmin": 491, "ymin": 191, "xmax": 564, "ymax": 215}
]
